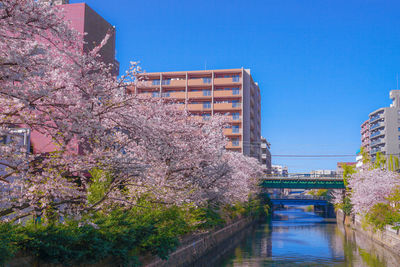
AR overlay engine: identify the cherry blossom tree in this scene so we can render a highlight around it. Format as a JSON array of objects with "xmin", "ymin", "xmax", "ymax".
[
  {"xmin": 347, "ymin": 165, "xmax": 400, "ymax": 214},
  {"xmin": 0, "ymin": 0, "xmax": 262, "ymax": 221}
]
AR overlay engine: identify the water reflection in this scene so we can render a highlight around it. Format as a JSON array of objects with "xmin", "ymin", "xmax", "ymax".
[{"xmin": 219, "ymin": 206, "xmax": 400, "ymax": 267}]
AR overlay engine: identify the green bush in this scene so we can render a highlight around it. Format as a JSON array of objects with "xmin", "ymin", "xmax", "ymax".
[
  {"xmin": 366, "ymin": 203, "xmax": 400, "ymax": 231},
  {"xmin": 189, "ymin": 204, "xmax": 226, "ymax": 230},
  {"xmin": 1, "ymin": 197, "xmax": 265, "ymax": 266},
  {"xmin": 0, "ymin": 222, "xmax": 23, "ymax": 266},
  {"xmin": 21, "ymin": 222, "xmax": 113, "ymax": 266},
  {"xmin": 342, "ymin": 196, "xmax": 353, "ymax": 216}
]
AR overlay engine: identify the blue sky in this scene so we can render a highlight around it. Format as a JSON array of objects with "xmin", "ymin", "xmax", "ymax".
[{"xmin": 71, "ymin": 0, "xmax": 400, "ymax": 172}]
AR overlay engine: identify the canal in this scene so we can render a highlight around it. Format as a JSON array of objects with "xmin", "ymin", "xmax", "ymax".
[{"xmin": 217, "ymin": 206, "xmax": 400, "ymax": 267}]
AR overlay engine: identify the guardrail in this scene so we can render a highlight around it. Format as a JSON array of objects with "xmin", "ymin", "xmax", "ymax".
[{"xmin": 270, "ymin": 195, "xmax": 327, "ymax": 200}]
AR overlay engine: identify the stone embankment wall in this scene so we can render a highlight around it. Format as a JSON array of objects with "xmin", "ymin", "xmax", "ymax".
[
  {"xmin": 337, "ymin": 209, "xmax": 400, "ymax": 256},
  {"xmin": 145, "ymin": 217, "xmax": 255, "ymax": 267}
]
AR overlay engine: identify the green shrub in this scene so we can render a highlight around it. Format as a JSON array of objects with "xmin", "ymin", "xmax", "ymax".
[
  {"xmin": 366, "ymin": 203, "xmax": 400, "ymax": 231},
  {"xmin": 342, "ymin": 196, "xmax": 353, "ymax": 216},
  {"xmin": 1, "ymin": 197, "xmax": 262, "ymax": 266},
  {"xmin": 21, "ymin": 222, "xmax": 113, "ymax": 266},
  {"xmin": 189, "ymin": 204, "xmax": 226, "ymax": 230},
  {"xmin": 0, "ymin": 223, "xmax": 23, "ymax": 266}
]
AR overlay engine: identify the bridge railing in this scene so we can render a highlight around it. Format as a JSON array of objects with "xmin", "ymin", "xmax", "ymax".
[
  {"xmin": 263, "ymin": 175, "xmax": 343, "ymax": 180},
  {"xmin": 269, "ymin": 195, "xmax": 327, "ymax": 200}
]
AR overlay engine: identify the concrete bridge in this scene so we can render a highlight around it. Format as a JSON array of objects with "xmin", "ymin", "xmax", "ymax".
[{"xmin": 260, "ymin": 175, "xmax": 345, "ymax": 189}]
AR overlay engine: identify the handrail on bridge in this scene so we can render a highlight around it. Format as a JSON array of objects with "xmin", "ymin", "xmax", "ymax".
[
  {"xmin": 269, "ymin": 195, "xmax": 327, "ymax": 200},
  {"xmin": 263, "ymin": 175, "xmax": 343, "ymax": 180}
]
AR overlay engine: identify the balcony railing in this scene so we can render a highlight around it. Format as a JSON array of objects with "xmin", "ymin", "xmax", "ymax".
[
  {"xmin": 370, "ymin": 122, "xmax": 384, "ymax": 130},
  {"xmin": 223, "ymin": 128, "xmax": 243, "ymax": 135},
  {"xmin": 370, "ymin": 131, "xmax": 384, "ymax": 138},
  {"xmin": 371, "ymin": 139, "xmax": 384, "ymax": 147},
  {"xmin": 371, "ymin": 147, "xmax": 383, "ymax": 154},
  {"xmin": 226, "ymin": 141, "xmax": 242, "ymax": 149},
  {"xmin": 370, "ymin": 114, "xmax": 383, "ymax": 122}
]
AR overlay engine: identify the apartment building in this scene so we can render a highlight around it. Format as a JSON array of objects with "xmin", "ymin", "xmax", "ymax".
[
  {"xmin": 360, "ymin": 120, "xmax": 370, "ymax": 153},
  {"xmin": 132, "ymin": 68, "xmax": 261, "ymax": 160},
  {"xmin": 310, "ymin": 170, "xmax": 336, "ymax": 177},
  {"xmin": 271, "ymin": 165, "xmax": 288, "ymax": 176},
  {"xmin": 31, "ymin": 1, "xmax": 119, "ymax": 154},
  {"xmin": 42, "ymin": 0, "xmax": 119, "ymax": 75},
  {"xmin": 369, "ymin": 90, "xmax": 400, "ymax": 159},
  {"xmin": 260, "ymin": 137, "xmax": 272, "ymax": 174}
]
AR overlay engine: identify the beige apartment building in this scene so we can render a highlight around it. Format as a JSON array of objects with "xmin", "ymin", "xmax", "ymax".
[{"xmin": 131, "ymin": 68, "xmax": 261, "ymax": 160}]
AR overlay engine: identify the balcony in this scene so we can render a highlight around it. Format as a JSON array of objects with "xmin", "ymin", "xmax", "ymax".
[
  {"xmin": 370, "ymin": 113, "xmax": 383, "ymax": 123},
  {"xmin": 187, "ymin": 103, "xmax": 211, "ymax": 111},
  {"xmin": 214, "ymin": 103, "xmax": 241, "ymax": 111},
  {"xmin": 229, "ymin": 115, "xmax": 242, "ymax": 122},
  {"xmin": 214, "ymin": 77, "xmax": 241, "ymax": 86},
  {"xmin": 188, "ymin": 78, "xmax": 211, "ymax": 86},
  {"xmin": 136, "ymin": 80, "xmax": 161, "ymax": 88},
  {"xmin": 223, "ymin": 128, "xmax": 243, "ymax": 135},
  {"xmin": 370, "ymin": 139, "xmax": 385, "ymax": 147},
  {"xmin": 226, "ymin": 141, "xmax": 242, "ymax": 149},
  {"xmin": 161, "ymin": 79, "xmax": 186, "ymax": 87},
  {"xmin": 371, "ymin": 147, "xmax": 383, "ymax": 154},
  {"xmin": 370, "ymin": 130, "xmax": 384, "ymax": 138},
  {"xmin": 188, "ymin": 91, "xmax": 212, "ymax": 98},
  {"xmin": 166, "ymin": 91, "xmax": 186, "ymax": 99},
  {"xmin": 214, "ymin": 90, "xmax": 242, "ymax": 98},
  {"xmin": 370, "ymin": 122, "xmax": 384, "ymax": 130}
]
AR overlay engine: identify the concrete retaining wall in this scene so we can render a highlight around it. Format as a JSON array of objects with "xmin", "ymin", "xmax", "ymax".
[
  {"xmin": 337, "ymin": 209, "xmax": 400, "ymax": 256},
  {"xmin": 145, "ymin": 217, "xmax": 255, "ymax": 267}
]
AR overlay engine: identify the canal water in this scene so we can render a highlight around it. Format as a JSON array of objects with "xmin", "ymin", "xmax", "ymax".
[{"xmin": 218, "ymin": 206, "xmax": 400, "ymax": 267}]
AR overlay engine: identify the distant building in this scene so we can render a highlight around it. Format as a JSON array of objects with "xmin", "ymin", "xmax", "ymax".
[
  {"xmin": 361, "ymin": 120, "xmax": 370, "ymax": 153},
  {"xmin": 337, "ymin": 162, "xmax": 356, "ymax": 177},
  {"xmin": 369, "ymin": 90, "xmax": 400, "ymax": 160},
  {"xmin": 131, "ymin": 68, "xmax": 261, "ymax": 160},
  {"xmin": 272, "ymin": 165, "xmax": 288, "ymax": 176},
  {"xmin": 260, "ymin": 137, "xmax": 271, "ymax": 174},
  {"xmin": 310, "ymin": 170, "xmax": 336, "ymax": 177},
  {"xmin": 0, "ymin": 128, "xmax": 31, "ymax": 177},
  {"xmin": 356, "ymin": 149, "xmax": 363, "ymax": 168}
]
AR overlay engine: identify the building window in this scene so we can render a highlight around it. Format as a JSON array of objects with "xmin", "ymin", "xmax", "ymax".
[
  {"xmin": 232, "ymin": 125, "xmax": 239, "ymax": 133},
  {"xmin": 162, "ymin": 92, "xmax": 170, "ymax": 97},
  {"xmin": 202, "ymin": 114, "xmax": 211, "ymax": 121},
  {"xmin": 232, "ymin": 100, "xmax": 240, "ymax": 108},
  {"xmin": 232, "ymin": 88, "xmax": 240, "ymax": 95},
  {"xmin": 152, "ymin": 79, "xmax": 160, "ymax": 85},
  {"xmin": 232, "ymin": 75, "xmax": 240, "ymax": 82},
  {"xmin": 232, "ymin": 138, "xmax": 239, "ymax": 146},
  {"xmin": 161, "ymin": 79, "xmax": 171, "ymax": 85},
  {"xmin": 202, "ymin": 77, "xmax": 211, "ymax": 84},
  {"xmin": 203, "ymin": 102, "xmax": 211, "ymax": 109},
  {"xmin": 152, "ymin": 92, "xmax": 159, "ymax": 97},
  {"xmin": 232, "ymin": 113, "xmax": 240, "ymax": 120},
  {"xmin": 203, "ymin": 90, "xmax": 211, "ymax": 96}
]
